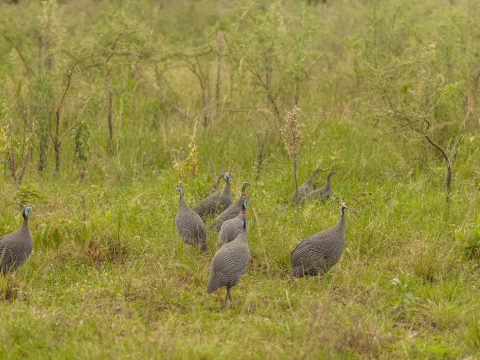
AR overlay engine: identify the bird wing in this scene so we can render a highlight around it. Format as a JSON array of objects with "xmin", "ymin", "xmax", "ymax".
[
  {"xmin": 291, "ymin": 231, "xmax": 331, "ymax": 267},
  {"xmin": 211, "ymin": 244, "xmax": 249, "ymax": 277},
  {"xmin": 218, "ymin": 204, "xmax": 241, "ymax": 222},
  {"xmin": 177, "ymin": 210, "xmax": 206, "ymax": 241},
  {"xmin": 219, "ymin": 216, "xmax": 242, "ymax": 244},
  {"xmin": 312, "ymin": 185, "xmax": 329, "ymax": 196},
  {"xmin": 195, "ymin": 192, "xmax": 221, "ymax": 212},
  {"xmin": 297, "ymin": 181, "xmax": 313, "ymax": 195}
]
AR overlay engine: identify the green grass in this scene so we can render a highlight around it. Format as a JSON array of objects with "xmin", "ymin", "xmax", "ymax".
[
  {"xmin": 1, "ymin": 119, "xmax": 479, "ymax": 359},
  {"xmin": 1, "ymin": 0, "xmax": 480, "ymax": 358}
]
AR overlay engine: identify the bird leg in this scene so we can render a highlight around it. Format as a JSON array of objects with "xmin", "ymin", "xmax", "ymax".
[
  {"xmin": 222, "ymin": 290, "xmax": 229, "ymax": 309},
  {"xmin": 222, "ymin": 287, "xmax": 232, "ymax": 309}
]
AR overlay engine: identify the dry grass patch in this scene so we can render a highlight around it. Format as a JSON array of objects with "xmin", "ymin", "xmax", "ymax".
[{"xmin": 0, "ymin": 276, "xmax": 20, "ymax": 302}]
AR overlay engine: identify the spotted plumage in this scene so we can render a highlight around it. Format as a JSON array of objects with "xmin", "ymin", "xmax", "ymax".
[
  {"xmin": 194, "ymin": 172, "xmax": 232, "ymax": 219},
  {"xmin": 210, "ymin": 181, "xmax": 250, "ymax": 232},
  {"xmin": 292, "ymin": 167, "xmax": 323, "ymax": 203},
  {"xmin": 302, "ymin": 170, "xmax": 336, "ymax": 202},
  {"xmin": 207, "ymin": 214, "xmax": 249, "ymax": 307},
  {"xmin": 291, "ymin": 202, "xmax": 346, "ymax": 278},
  {"xmin": 175, "ymin": 184, "xmax": 207, "ymax": 251},
  {"xmin": 0, "ymin": 205, "xmax": 33, "ymax": 275},
  {"xmin": 218, "ymin": 195, "xmax": 250, "ymax": 247}
]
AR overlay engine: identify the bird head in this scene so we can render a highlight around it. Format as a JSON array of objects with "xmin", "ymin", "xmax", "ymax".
[
  {"xmin": 241, "ymin": 181, "xmax": 251, "ymax": 193},
  {"xmin": 328, "ymin": 170, "xmax": 337, "ymax": 177},
  {"xmin": 339, "ymin": 201, "xmax": 347, "ymax": 215},
  {"xmin": 223, "ymin": 171, "xmax": 232, "ymax": 182},
  {"xmin": 23, "ymin": 204, "xmax": 33, "ymax": 220},
  {"xmin": 175, "ymin": 183, "xmax": 184, "ymax": 197}
]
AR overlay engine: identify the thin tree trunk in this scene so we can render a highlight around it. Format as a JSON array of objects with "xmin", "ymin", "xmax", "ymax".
[
  {"xmin": 102, "ymin": 30, "xmax": 126, "ymax": 152},
  {"xmin": 81, "ymin": 194, "xmax": 87, "ymax": 222},
  {"xmin": 107, "ymin": 88, "xmax": 113, "ymax": 151},
  {"xmin": 186, "ymin": 58, "xmax": 210, "ymax": 127},
  {"xmin": 54, "ymin": 138, "xmax": 60, "ymax": 172},
  {"xmin": 38, "ymin": 134, "xmax": 47, "ymax": 172},
  {"xmin": 249, "ymin": 67, "xmax": 281, "ymax": 126},
  {"xmin": 424, "ymin": 135, "xmax": 452, "ymax": 193},
  {"xmin": 7, "ymin": 148, "xmax": 17, "ymax": 182},
  {"xmin": 294, "ymin": 80, "xmax": 300, "ymax": 107},
  {"xmin": 53, "ymin": 62, "xmax": 77, "ymax": 172},
  {"xmin": 53, "ymin": 103, "xmax": 62, "ymax": 172},
  {"xmin": 293, "ymin": 157, "xmax": 299, "ymax": 204},
  {"xmin": 215, "ymin": 32, "xmax": 225, "ymax": 120},
  {"xmin": 215, "ymin": 52, "xmax": 222, "ymax": 119},
  {"xmin": 255, "ymin": 133, "xmax": 266, "ymax": 181},
  {"xmin": 229, "ymin": 63, "xmax": 234, "ymax": 104}
]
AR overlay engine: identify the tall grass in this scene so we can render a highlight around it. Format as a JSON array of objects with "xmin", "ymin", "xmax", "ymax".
[{"xmin": 0, "ymin": 0, "xmax": 480, "ymax": 358}]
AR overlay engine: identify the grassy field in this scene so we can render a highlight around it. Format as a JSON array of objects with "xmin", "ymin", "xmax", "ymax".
[{"xmin": 1, "ymin": 0, "xmax": 480, "ymax": 359}]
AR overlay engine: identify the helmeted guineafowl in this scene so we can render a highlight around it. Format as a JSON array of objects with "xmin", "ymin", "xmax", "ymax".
[
  {"xmin": 194, "ymin": 172, "xmax": 232, "ymax": 219},
  {"xmin": 207, "ymin": 214, "xmax": 249, "ymax": 308},
  {"xmin": 302, "ymin": 170, "xmax": 336, "ymax": 202},
  {"xmin": 218, "ymin": 195, "xmax": 250, "ymax": 247},
  {"xmin": 175, "ymin": 183, "xmax": 207, "ymax": 251},
  {"xmin": 292, "ymin": 167, "xmax": 323, "ymax": 203},
  {"xmin": 210, "ymin": 181, "xmax": 250, "ymax": 232},
  {"xmin": 0, "ymin": 205, "xmax": 33, "ymax": 275},
  {"xmin": 209, "ymin": 171, "xmax": 225, "ymax": 194},
  {"xmin": 291, "ymin": 201, "xmax": 346, "ymax": 278}
]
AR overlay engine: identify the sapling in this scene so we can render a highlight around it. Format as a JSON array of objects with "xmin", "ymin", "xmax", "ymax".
[{"xmin": 361, "ymin": 48, "xmax": 454, "ymax": 194}]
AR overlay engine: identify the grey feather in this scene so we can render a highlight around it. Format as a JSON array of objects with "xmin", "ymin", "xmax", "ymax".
[
  {"xmin": 218, "ymin": 196, "xmax": 250, "ymax": 247},
  {"xmin": 175, "ymin": 184, "xmax": 207, "ymax": 251},
  {"xmin": 292, "ymin": 167, "xmax": 323, "ymax": 203},
  {"xmin": 0, "ymin": 206, "xmax": 33, "ymax": 275},
  {"xmin": 291, "ymin": 202, "xmax": 346, "ymax": 278},
  {"xmin": 210, "ymin": 181, "xmax": 250, "ymax": 232},
  {"xmin": 194, "ymin": 172, "xmax": 232, "ymax": 219},
  {"xmin": 218, "ymin": 215, "xmax": 246, "ymax": 247},
  {"xmin": 207, "ymin": 215, "xmax": 249, "ymax": 300},
  {"xmin": 301, "ymin": 171, "xmax": 336, "ymax": 202}
]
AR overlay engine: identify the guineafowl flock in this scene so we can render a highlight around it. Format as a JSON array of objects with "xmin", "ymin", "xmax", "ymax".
[
  {"xmin": 174, "ymin": 169, "xmax": 345, "ymax": 307},
  {"xmin": 0, "ymin": 168, "xmax": 345, "ymax": 309}
]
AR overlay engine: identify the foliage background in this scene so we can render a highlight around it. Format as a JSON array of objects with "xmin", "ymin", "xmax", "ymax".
[{"xmin": 0, "ymin": 0, "xmax": 480, "ymax": 358}]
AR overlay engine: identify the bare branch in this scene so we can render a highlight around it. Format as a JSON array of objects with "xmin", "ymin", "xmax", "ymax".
[
  {"xmin": 1, "ymin": 32, "xmax": 34, "ymax": 76},
  {"xmin": 424, "ymin": 134, "xmax": 452, "ymax": 192}
]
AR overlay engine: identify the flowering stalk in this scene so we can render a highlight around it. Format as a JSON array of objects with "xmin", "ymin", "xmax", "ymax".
[{"xmin": 280, "ymin": 107, "xmax": 303, "ymax": 203}]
